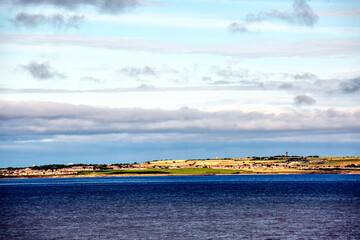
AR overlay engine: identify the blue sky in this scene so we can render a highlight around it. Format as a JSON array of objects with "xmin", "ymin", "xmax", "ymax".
[{"xmin": 0, "ymin": 0, "xmax": 359, "ymax": 167}]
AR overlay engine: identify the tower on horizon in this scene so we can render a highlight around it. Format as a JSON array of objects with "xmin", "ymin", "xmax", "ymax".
[{"xmin": 286, "ymin": 152, "xmax": 288, "ymax": 157}]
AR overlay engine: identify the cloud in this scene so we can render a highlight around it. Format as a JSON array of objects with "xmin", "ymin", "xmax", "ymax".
[
  {"xmin": 294, "ymin": 95, "xmax": 316, "ymax": 105},
  {"xmin": 2, "ymin": 34, "xmax": 358, "ymax": 59},
  {"xmin": 12, "ymin": 12, "xmax": 45, "ymax": 27},
  {"xmin": 14, "ymin": 0, "xmax": 140, "ymax": 14},
  {"xmin": 137, "ymin": 84, "xmax": 155, "ymax": 89},
  {"xmin": 209, "ymin": 66, "xmax": 321, "ymax": 88},
  {"xmin": 229, "ymin": 22, "xmax": 248, "ymax": 32},
  {"xmin": 119, "ymin": 66, "xmax": 156, "ymax": 77},
  {"xmin": 339, "ymin": 77, "xmax": 360, "ymax": 93},
  {"xmin": 81, "ymin": 76, "xmax": 103, "ymax": 83},
  {"xmin": 2, "ymin": 72, "xmax": 359, "ymax": 96},
  {"xmin": 21, "ymin": 61, "xmax": 66, "ymax": 80},
  {"xmin": 201, "ymin": 76, "xmax": 212, "ymax": 82},
  {"xmin": 1, "ymin": 101, "xmax": 359, "ymax": 142},
  {"xmin": 230, "ymin": 0, "xmax": 318, "ymax": 32},
  {"xmin": 208, "ymin": 69, "xmax": 360, "ymax": 96},
  {"xmin": 293, "ymin": 72, "xmax": 318, "ymax": 80},
  {"xmin": 12, "ymin": 12, "xmax": 84, "ymax": 29},
  {"xmin": 318, "ymin": 8, "xmax": 360, "ymax": 17},
  {"xmin": 213, "ymin": 66, "xmax": 250, "ymax": 80},
  {"xmin": 210, "ymin": 80, "xmax": 232, "ymax": 85}
]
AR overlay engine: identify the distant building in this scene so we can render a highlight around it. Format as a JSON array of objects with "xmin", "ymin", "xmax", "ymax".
[{"xmin": 286, "ymin": 152, "xmax": 288, "ymax": 157}]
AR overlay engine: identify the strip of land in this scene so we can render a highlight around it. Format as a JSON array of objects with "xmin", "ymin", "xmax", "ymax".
[{"xmin": 1, "ymin": 156, "xmax": 359, "ymax": 178}]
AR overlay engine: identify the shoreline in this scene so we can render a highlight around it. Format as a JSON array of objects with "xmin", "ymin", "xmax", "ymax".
[
  {"xmin": 2, "ymin": 157, "xmax": 359, "ymax": 179},
  {"xmin": 2, "ymin": 171, "xmax": 360, "ymax": 179}
]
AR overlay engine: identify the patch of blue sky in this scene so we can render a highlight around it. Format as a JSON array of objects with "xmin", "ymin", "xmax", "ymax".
[{"xmin": 1, "ymin": 139, "xmax": 359, "ymax": 168}]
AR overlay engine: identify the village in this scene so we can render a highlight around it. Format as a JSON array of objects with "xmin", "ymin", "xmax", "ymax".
[{"xmin": 0, "ymin": 164, "xmax": 145, "ymax": 177}]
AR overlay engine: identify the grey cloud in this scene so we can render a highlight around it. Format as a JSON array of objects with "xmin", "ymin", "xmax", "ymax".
[
  {"xmin": 81, "ymin": 76, "xmax": 103, "ymax": 83},
  {"xmin": 119, "ymin": 66, "xmax": 156, "ymax": 78},
  {"xmin": 21, "ymin": 61, "xmax": 65, "ymax": 80},
  {"xmin": 210, "ymin": 80, "xmax": 232, "ymax": 85},
  {"xmin": 214, "ymin": 66, "xmax": 250, "ymax": 80},
  {"xmin": 12, "ymin": 12, "xmax": 45, "ymax": 27},
  {"xmin": 291, "ymin": 0, "xmax": 318, "ymax": 26},
  {"xmin": 272, "ymin": 79, "xmax": 334, "ymax": 92},
  {"xmin": 50, "ymin": 14, "xmax": 84, "ymax": 28},
  {"xmin": 211, "ymin": 67, "xmax": 320, "ymax": 87},
  {"xmin": 230, "ymin": 0, "xmax": 318, "ymax": 32},
  {"xmin": 201, "ymin": 76, "xmax": 212, "ymax": 82},
  {"xmin": 339, "ymin": 77, "xmax": 360, "ymax": 93},
  {"xmin": 246, "ymin": 0, "xmax": 318, "ymax": 26},
  {"xmin": 137, "ymin": 84, "xmax": 155, "ymax": 89},
  {"xmin": 1, "ymin": 101, "xmax": 359, "ymax": 140},
  {"xmin": 294, "ymin": 95, "xmax": 316, "ymax": 105},
  {"xmin": 279, "ymin": 83, "xmax": 294, "ymax": 90},
  {"xmin": 273, "ymin": 72, "xmax": 319, "ymax": 89},
  {"xmin": 293, "ymin": 72, "xmax": 318, "ymax": 80},
  {"xmin": 12, "ymin": 12, "xmax": 84, "ymax": 29},
  {"xmin": 14, "ymin": 0, "xmax": 139, "ymax": 14},
  {"xmin": 207, "ymin": 67, "xmax": 359, "ymax": 95},
  {"xmin": 229, "ymin": 22, "xmax": 248, "ymax": 32}
]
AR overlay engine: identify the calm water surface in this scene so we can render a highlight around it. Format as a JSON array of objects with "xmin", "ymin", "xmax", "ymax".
[{"xmin": 1, "ymin": 175, "xmax": 359, "ymax": 239}]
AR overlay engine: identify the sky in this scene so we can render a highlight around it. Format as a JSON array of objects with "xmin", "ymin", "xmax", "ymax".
[{"xmin": 0, "ymin": 0, "xmax": 359, "ymax": 167}]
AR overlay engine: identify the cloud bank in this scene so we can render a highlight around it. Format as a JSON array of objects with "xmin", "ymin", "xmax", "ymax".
[{"xmin": 1, "ymin": 101, "xmax": 359, "ymax": 142}]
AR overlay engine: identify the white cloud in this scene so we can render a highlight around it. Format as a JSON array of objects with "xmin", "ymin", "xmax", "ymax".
[
  {"xmin": 317, "ymin": 8, "xmax": 360, "ymax": 17},
  {"xmin": 87, "ymin": 13, "xmax": 230, "ymax": 29},
  {"xmin": 15, "ymin": 138, "xmax": 56, "ymax": 143},
  {"xmin": 1, "ymin": 34, "xmax": 359, "ymax": 58}
]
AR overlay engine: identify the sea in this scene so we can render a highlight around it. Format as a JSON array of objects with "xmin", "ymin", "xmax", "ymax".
[{"xmin": 1, "ymin": 174, "xmax": 359, "ymax": 240}]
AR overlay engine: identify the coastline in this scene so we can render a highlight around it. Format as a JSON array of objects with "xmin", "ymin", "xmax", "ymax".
[
  {"xmin": 2, "ymin": 170, "xmax": 360, "ymax": 179},
  {"xmin": 2, "ymin": 156, "xmax": 359, "ymax": 179}
]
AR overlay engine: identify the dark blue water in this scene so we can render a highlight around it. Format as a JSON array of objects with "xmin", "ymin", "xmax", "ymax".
[{"xmin": 1, "ymin": 175, "xmax": 360, "ymax": 240}]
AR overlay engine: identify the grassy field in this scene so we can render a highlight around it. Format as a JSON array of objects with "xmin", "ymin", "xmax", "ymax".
[
  {"xmin": 75, "ymin": 168, "xmax": 360, "ymax": 176},
  {"xmin": 77, "ymin": 168, "xmax": 244, "ymax": 175},
  {"xmin": 301, "ymin": 159, "xmax": 360, "ymax": 167},
  {"xmin": 144, "ymin": 157, "xmax": 358, "ymax": 167},
  {"xmin": 53, "ymin": 157, "xmax": 360, "ymax": 176}
]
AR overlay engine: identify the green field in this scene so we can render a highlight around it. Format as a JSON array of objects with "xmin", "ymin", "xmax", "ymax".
[
  {"xmin": 76, "ymin": 168, "xmax": 248, "ymax": 175},
  {"xmin": 76, "ymin": 165, "xmax": 360, "ymax": 176},
  {"xmin": 75, "ymin": 168, "xmax": 319, "ymax": 176}
]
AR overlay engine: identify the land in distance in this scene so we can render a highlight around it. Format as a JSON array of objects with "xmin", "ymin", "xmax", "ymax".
[{"xmin": 1, "ymin": 156, "xmax": 360, "ymax": 178}]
